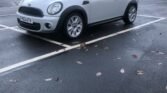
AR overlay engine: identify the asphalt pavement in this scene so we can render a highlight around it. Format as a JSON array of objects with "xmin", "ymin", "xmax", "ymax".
[{"xmin": 0, "ymin": 0, "xmax": 167, "ymax": 93}]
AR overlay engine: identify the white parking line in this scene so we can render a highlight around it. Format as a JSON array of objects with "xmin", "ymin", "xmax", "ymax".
[
  {"xmin": 13, "ymin": 26, "xmax": 72, "ymax": 48},
  {"xmin": 0, "ymin": 47, "xmax": 77, "ymax": 74},
  {"xmin": 138, "ymin": 14, "xmax": 164, "ymax": 19},
  {"xmin": 0, "ymin": 17, "xmax": 165, "ymax": 74},
  {"xmin": 84, "ymin": 17, "xmax": 166, "ymax": 45},
  {"xmin": 0, "ymin": 25, "xmax": 71, "ymax": 48}
]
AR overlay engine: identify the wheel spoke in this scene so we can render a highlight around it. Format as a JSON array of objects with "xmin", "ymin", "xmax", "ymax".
[
  {"xmin": 128, "ymin": 6, "xmax": 137, "ymax": 22},
  {"xmin": 67, "ymin": 15, "xmax": 83, "ymax": 38},
  {"xmin": 74, "ymin": 17, "xmax": 79, "ymax": 23},
  {"xmin": 67, "ymin": 26, "xmax": 73, "ymax": 31}
]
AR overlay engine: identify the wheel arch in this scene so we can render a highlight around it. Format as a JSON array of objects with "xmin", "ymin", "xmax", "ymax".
[
  {"xmin": 55, "ymin": 5, "xmax": 88, "ymax": 31},
  {"xmin": 123, "ymin": 0, "xmax": 138, "ymax": 17},
  {"xmin": 128, "ymin": 0, "xmax": 138, "ymax": 9}
]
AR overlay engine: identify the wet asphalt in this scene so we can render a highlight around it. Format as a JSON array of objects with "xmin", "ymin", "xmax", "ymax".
[{"xmin": 0, "ymin": 0, "xmax": 167, "ymax": 93}]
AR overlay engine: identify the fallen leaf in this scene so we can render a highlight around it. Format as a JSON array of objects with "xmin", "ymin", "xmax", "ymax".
[
  {"xmin": 80, "ymin": 43, "xmax": 86, "ymax": 49},
  {"xmin": 137, "ymin": 70, "xmax": 144, "ymax": 75},
  {"xmin": 165, "ymin": 85, "xmax": 167, "ymax": 90},
  {"xmin": 55, "ymin": 77, "xmax": 60, "ymax": 82},
  {"xmin": 158, "ymin": 51, "xmax": 165, "ymax": 55},
  {"xmin": 9, "ymin": 79, "xmax": 17, "ymax": 83},
  {"xmin": 96, "ymin": 72, "xmax": 102, "ymax": 77},
  {"xmin": 56, "ymin": 78, "xmax": 63, "ymax": 83},
  {"xmin": 132, "ymin": 54, "xmax": 138, "ymax": 59},
  {"xmin": 76, "ymin": 61, "xmax": 83, "ymax": 65},
  {"xmin": 94, "ymin": 45, "xmax": 98, "ymax": 48},
  {"xmin": 104, "ymin": 46, "xmax": 109, "ymax": 50},
  {"xmin": 158, "ymin": 62, "xmax": 163, "ymax": 65},
  {"xmin": 45, "ymin": 78, "xmax": 53, "ymax": 82},
  {"xmin": 151, "ymin": 51, "xmax": 156, "ymax": 53},
  {"xmin": 120, "ymin": 68, "xmax": 125, "ymax": 74},
  {"xmin": 117, "ymin": 57, "xmax": 121, "ymax": 60}
]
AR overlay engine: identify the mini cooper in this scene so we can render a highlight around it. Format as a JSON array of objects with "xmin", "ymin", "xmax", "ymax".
[{"xmin": 17, "ymin": 0, "xmax": 138, "ymax": 39}]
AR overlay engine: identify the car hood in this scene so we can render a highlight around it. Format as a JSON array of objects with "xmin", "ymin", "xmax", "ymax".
[
  {"xmin": 20, "ymin": 0, "xmax": 84, "ymax": 16},
  {"xmin": 22, "ymin": 0, "xmax": 62, "ymax": 6}
]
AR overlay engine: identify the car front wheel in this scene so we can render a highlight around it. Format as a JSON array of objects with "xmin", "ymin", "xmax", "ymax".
[
  {"xmin": 63, "ymin": 13, "xmax": 85, "ymax": 39},
  {"xmin": 123, "ymin": 5, "xmax": 137, "ymax": 24}
]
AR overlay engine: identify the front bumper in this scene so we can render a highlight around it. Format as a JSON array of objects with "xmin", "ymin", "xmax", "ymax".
[{"xmin": 17, "ymin": 12, "xmax": 60, "ymax": 32}]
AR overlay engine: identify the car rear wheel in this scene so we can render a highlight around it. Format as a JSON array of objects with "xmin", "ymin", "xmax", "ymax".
[
  {"xmin": 123, "ymin": 4, "xmax": 137, "ymax": 24},
  {"xmin": 63, "ymin": 13, "xmax": 85, "ymax": 39}
]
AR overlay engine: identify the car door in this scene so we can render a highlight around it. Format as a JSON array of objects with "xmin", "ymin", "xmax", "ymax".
[
  {"xmin": 89, "ymin": 0, "xmax": 128, "ymax": 24},
  {"xmin": 114, "ymin": 0, "xmax": 130, "ymax": 16}
]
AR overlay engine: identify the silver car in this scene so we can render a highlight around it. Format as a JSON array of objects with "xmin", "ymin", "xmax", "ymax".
[{"xmin": 17, "ymin": 0, "xmax": 138, "ymax": 39}]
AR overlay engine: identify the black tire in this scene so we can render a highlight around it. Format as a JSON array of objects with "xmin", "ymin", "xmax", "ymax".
[
  {"xmin": 63, "ymin": 12, "xmax": 85, "ymax": 39},
  {"xmin": 123, "ymin": 4, "xmax": 137, "ymax": 24}
]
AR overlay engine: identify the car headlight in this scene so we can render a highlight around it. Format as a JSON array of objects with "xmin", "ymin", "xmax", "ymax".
[{"xmin": 47, "ymin": 2, "xmax": 63, "ymax": 15}]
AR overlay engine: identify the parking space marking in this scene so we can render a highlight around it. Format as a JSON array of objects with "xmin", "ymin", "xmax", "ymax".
[
  {"xmin": 0, "ymin": 46, "xmax": 77, "ymax": 74},
  {"xmin": 0, "ymin": 25, "xmax": 71, "ymax": 48},
  {"xmin": 12, "ymin": 26, "xmax": 72, "ymax": 48},
  {"xmin": 138, "ymin": 14, "xmax": 164, "ymax": 19},
  {"xmin": 83, "ymin": 17, "xmax": 166, "ymax": 45},
  {"xmin": 0, "ymin": 16, "xmax": 165, "ymax": 74}
]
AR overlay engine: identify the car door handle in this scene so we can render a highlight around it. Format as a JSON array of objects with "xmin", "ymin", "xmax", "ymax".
[{"xmin": 83, "ymin": 0, "xmax": 90, "ymax": 5}]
